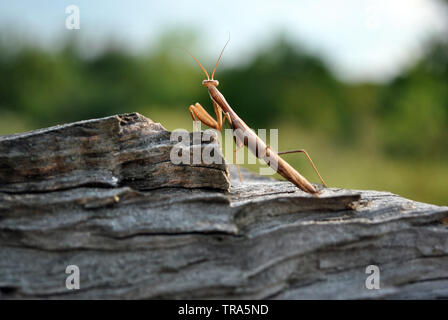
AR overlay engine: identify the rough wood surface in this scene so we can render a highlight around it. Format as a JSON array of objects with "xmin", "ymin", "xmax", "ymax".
[
  {"xmin": 0, "ymin": 113, "xmax": 229, "ymax": 192},
  {"xmin": 0, "ymin": 113, "xmax": 447, "ymax": 299}
]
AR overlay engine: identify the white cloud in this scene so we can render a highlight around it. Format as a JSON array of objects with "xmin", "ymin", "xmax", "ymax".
[{"xmin": 0, "ymin": 0, "xmax": 446, "ymax": 82}]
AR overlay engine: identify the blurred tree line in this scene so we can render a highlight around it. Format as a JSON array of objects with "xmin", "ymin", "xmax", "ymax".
[{"xmin": 0, "ymin": 33, "xmax": 447, "ymax": 160}]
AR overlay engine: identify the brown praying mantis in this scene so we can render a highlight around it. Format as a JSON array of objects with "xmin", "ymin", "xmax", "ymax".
[{"xmin": 186, "ymin": 40, "xmax": 327, "ymax": 195}]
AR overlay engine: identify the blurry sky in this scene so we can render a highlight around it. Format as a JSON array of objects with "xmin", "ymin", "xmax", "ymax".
[{"xmin": 0, "ymin": 0, "xmax": 447, "ymax": 82}]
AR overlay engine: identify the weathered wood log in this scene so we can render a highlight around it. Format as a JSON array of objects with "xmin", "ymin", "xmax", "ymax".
[
  {"xmin": 0, "ymin": 113, "xmax": 230, "ymax": 192},
  {"xmin": 0, "ymin": 113, "xmax": 447, "ymax": 299}
]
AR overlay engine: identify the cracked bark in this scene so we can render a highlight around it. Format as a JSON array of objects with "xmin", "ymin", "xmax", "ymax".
[{"xmin": 0, "ymin": 113, "xmax": 447, "ymax": 299}]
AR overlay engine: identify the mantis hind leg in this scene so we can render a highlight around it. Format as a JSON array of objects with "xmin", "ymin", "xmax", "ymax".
[{"xmin": 278, "ymin": 149, "xmax": 327, "ymax": 187}]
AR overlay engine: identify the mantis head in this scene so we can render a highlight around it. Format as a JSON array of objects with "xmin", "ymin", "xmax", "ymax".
[
  {"xmin": 202, "ymin": 79, "xmax": 219, "ymax": 87},
  {"xmin": 186, "ymin": 37, "xmax": 230, "ymax": 88}
]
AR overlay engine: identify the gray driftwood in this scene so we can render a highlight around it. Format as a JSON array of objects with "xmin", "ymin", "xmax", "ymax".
[
  {"xmin": 0, "ymin": 113, "xmax": 447, "ymax": 299},
  {"xmin": 0, "ymin": 113, "xmax": 229, "ymax": 192}
]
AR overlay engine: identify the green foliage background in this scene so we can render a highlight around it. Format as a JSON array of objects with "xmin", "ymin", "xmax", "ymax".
[{"xmin": 0, "ymin": 32, "xmax": 447, "ymax": 205}]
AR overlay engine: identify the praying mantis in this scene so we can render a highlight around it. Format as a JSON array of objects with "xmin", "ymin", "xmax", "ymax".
[{"xmin": 186, "ymin": 40, "xmax": 327, "ymax": 195}]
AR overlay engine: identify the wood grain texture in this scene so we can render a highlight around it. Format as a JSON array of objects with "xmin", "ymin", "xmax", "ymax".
[
  {"xmin": 0, "ymin": 113, "xmax": 447, "ymax": 299},
  {"xmin": 0, "ymin": 113, "xmax": 229, "ymax": 192}
]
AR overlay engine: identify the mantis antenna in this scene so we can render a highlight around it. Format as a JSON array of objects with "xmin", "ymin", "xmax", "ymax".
[
  {"xmin": 211, "ymin": 36, "xmax": 230, "ymax": 80},
  {"xmin": 185, "ymin": 48, "xmax": 210, "ymax": 80}
]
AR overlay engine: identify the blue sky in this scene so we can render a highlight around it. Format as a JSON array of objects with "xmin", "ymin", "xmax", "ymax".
[{"xmin": 0, "ymin": 0, "xmax": 446, "ymax": 82}]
